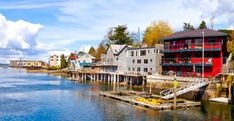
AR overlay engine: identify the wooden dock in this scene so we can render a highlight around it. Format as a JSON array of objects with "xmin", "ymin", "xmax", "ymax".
[{"xmin": 99, "ymin": 91, "xmax": 201, "ymax": 110}]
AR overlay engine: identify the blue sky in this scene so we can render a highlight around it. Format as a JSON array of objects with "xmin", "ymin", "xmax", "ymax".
[{"xmin": 0, "ymin": 0, "xmax": 233, "ymax": 63}]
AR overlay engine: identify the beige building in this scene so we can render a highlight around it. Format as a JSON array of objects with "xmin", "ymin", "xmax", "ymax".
[{"xmin": 49, "ymin": 54, "xmax": 68, "ymax": 67}]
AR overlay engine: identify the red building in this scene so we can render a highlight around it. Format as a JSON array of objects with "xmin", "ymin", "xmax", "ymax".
[{"xmin": 161, "ymin": 29, "xmax": 228, "ymax": 78}]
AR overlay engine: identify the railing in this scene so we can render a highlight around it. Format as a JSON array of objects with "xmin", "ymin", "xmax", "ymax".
[
  {"xmin": 160, "ymin": 78, "xmax": 209, "ymax": 99},
  {"xmin": 161, "ymin": 57, "xmax": 213, "ymax": 65},
  {"xmin": 164, "ymin": 42, "xmax": 221, "ymax": 52}
]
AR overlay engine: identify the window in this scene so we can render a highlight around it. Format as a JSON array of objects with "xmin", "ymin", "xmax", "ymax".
[
  {"xmin": 156, "ymin": 49, "xmax": 159, "ymax": 53},
  {"xmin": 132, "ymin": 68, "xmax": 135, "ymax": 71},
  {"xmin": 136, "ymin": 51, "xmax": 138, "ymax": 56},
  {"xmin": 150, "ymin": 68, "xmax": 152, "ymax": 71},
  {"xmin": 208, "ymin": 37, "xmax": 216, "ymax": 43},
  {"xmin": 150, "ymin": 59, "xmax": 152, "ymax": 62},
  {"xmin": 137, "ymin": 59, "xmax": 141, "ymax": 64},
  {"xmin": 137, "ymin": 67, "xmax": 141, "ymax": 71},
  {"xmin": 128, "ymin": 68, "xmax": 131, "ymax": 71},
  {"xmin": 144, "ymin": 68, "xmax": 148, "ymax": 72},
  {"xmin": 194, "ymin": 53, "xmax": 202, "ymax": 57},
  {"xmin": 144, "ymin": 59, "xmax": 148, "ymax": 64},
  {"xmin": 116, "ymin": 58, "xmax": 118, "ymax": 60},
  {"xmin": 154, "ymin": 49, "xmax": 156, "ymax": 53},
  {"xmin": 140, "ymin": 50, "xmax": 146, "ymax": 56},
  {"xmin": 131, "ymin": 51, "xmax": 134, "ymax": 56},
  {"xmin": 148, "ymin": 50, "xmax": 150, "ymax": 53},
  {"xmin": 132, "ymin": 59, "xmax": 135, "ymax": 63},
  {"xmin": 195, "ymin": 67, "xmax": 202, "ymax": 73},
  {"xmin": 195, "ymin": 39, "xmax": 202, "ymax": 46},
  {"xmin": 173, "ymin": 41, "xmax": 176, "ymax": 46},
  {"xmin": 212, "ymin": 53, "xmax": 220, "ymax": 58}
]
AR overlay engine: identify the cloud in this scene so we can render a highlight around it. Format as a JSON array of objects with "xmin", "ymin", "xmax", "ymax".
[{"xmin": 183, "ymin": 0, "xmax": 234, "ymax": 26}]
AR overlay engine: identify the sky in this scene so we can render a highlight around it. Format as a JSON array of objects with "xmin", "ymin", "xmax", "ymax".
[{"xmin": 0, "ymin": 0, "xmax": 233, "ymax": 63}]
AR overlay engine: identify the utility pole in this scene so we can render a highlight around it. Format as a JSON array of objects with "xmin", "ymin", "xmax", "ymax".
[{"xmin": 202, "ymin": 31, "xmax": 205, "ymax": 81}]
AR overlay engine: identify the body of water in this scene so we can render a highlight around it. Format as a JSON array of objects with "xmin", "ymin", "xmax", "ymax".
[{"xmin": 0, "ymin": 67, "xmax": 233, "ymax": 121}]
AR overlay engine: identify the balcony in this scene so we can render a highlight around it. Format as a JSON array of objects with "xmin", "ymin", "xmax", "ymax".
[
  {"xmin": 161, "ymin": 58, "xmax": 213, "ymax": 67},
  {"xmin": 162, "ymin": 42, "xmax": 221, "ymax": 53}
]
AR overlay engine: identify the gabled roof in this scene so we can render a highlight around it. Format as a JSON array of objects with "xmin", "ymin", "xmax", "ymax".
[
  {"xmin": 107, "ymin": 44, "xmax": 128, "ymax": 55},
  {"xmin": 161, "ymin": 28, "xmax": 227, "ymax": 41}
]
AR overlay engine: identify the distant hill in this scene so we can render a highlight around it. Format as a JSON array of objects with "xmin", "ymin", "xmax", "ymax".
[{"xmin": 0, "ymin": 64, "xmax": 9, "ymax": 67}]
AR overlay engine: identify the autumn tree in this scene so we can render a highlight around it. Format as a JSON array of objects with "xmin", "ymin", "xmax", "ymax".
[
  {"xmin": 95, "ymin": 44, "xmax": 106, "ymax": 58},
  {"xmin": 88, "ymin": 47, "xmax": 96, "ymax": 57},
  {"xmin": 198, "ymin": 20, "xmax": 207, "ymax": 29},
  {"xmin": 143, "ymin": 20, "xmax": 173, "ymax": 46},
  {"xmin": 107, "ymin": 25, "xmax": 133, "ymax": 45},
  {"xmin": 60, "ymin": 54, "xmax": 67, "ymax": 68},
  {"xmin": 183, "ymin": 22, "xmax": 195, "ymax": 31}
]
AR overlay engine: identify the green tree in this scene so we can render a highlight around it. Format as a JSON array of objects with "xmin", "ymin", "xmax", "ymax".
[
  {"xmin": 95, "ymin": 44, "xmax": 106, "ymax": 58},
  {"xmin": 143, "ymin": 20, "xmax": 173, "ymax": 46},
  {"xmin": 107, "ymin": 25, "xmax": 133, "ymax": 45},
  {"xmin": 77, "ymin": 51, "xmax": 85, "ymax": 56},
  {"xmin": 183, "ymin": 22, "xmax": 195, "ymax": 31},
  {"xmin": 60, "ymin": 54, "xmax": 67, "ymax": 68},
  {"xmin": 198, "ymin": 20, "xmax": 207, "ymax": 29},
  {"xmin": 88, "ymin": 47, "xmax": 96, "ymax": 57}
]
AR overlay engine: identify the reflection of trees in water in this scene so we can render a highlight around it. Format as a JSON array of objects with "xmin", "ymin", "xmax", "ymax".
[{"xmin": 201, "ymin": 101, "xmax": 233, "ymax": 121}]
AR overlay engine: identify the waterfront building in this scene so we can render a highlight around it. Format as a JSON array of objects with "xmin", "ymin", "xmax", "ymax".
[
  {"xmin": 127, "ymin": 44, "xmax": 163, "ymax": 75},
  {"xmin": 49, "ymin": 54, "xmax": 68, "ymax": 67},
  {"xmin": 76, "ymin": 53, "xmax": 94, "ymax": 67},
  {"xmin": 9, "ymin": 60, "xmax": 21, "ymax": 67},
  {"xmin": 23, "ymin": 61, "xmax": 48, "ymax": 68},
  {"xmin": 161, "ymin": 28, "xmax": 228, "ymax": 77},
  {"xmin": 101, "ymin": 44, "xmax": 128, "ymax": 73}
]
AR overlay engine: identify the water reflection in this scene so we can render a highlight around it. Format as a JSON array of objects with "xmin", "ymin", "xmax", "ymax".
[{"xmin": 0, "ymin": 68, "xmax": 234, "ymax": 121}]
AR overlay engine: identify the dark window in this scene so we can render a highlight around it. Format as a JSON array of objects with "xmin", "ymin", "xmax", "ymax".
[
  {"xmin": 148, "ymin": 50, "xmax": 150, "ymax": 53},
  {"xmin": 195, "ymin": 39, "xmax": 202, "ymax": 46},
  {"xmin": 144, "ymin": 59, "xmax": 148, "ymax": 64},
  {"xmin": 150, "ymin": 59, "xmax": 152, "ymax": 62},
  {"xmin": 212, "ymin": 53, "xmax": 220, "ymax": 58},
  {"xmin": 140, "ymin": 50, "xmax": 146, "ymax": 56},
  {"xmin": 132, "ymin": 68, "xmax": 135, "ymax": 71},
  {"xmin": 195, "ymin": 67, "xmax": 202, "ymax": 73},
  {"xmin": 194, "ymin": 53, "xmax": 202, "ymax": 57},
  {"xmin": 144, "ymin": 68, "xmax": 148, "ymax": 72},
  {"xmin": 131, "ymin": 51, "xmax": 134, "ymax": 56},
  {"xmin": 208, "ymin": 37, "xmax": 216, "ymax": 43},
  {"xmin": 132, "ymin": 59, "xmax": 135, "ymax": 63},
  {"xmin": 137, "ymin": 59, "xmax": 141, "ymax": 64},
  {"xmin": 136, "ymin": 51, "xmax": 138, "ymax": 56},
  {"xmin": 137, "ymin": 67, "xmax": 141, "ymax": 71}
]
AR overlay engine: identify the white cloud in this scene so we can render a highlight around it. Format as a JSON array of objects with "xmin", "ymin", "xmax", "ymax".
[{"xmin": 183, "ymin": 0, "xmax": 234, "ymax": 26}]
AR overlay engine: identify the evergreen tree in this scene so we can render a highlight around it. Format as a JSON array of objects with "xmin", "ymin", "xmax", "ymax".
[
  {"xmin": 60, "ymin": 54, "xmax": 67, "ymax": 68},
  {"xmin": 183, "ymin": 22, "xmax": 195, "ymax": 31},
  {"xmin": 198, "ymin": 20, "xmax": 207, "ymax": 29},
  {"xmin": 107, "ymin": 25, "xmax": 133, "ymax": 45}
]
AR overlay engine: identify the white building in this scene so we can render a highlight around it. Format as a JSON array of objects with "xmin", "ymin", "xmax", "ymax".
[
  {"xmin": 101, "ymin": 44, "xmax": 128, "ymax": 73},
  {"xmin": 76, "ymin": 53, "xmax": 95, "ymax": 67},
  {"xmin": 126, "ymin": 45, "xmax": 163, "ymax": 75},
  {"xmin": 49, "ymin": 54, "xmax": 68, "ymax": 67}
]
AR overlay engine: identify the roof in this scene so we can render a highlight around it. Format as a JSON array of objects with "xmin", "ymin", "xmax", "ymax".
[
  {"xmin": 161, "ymin": 28, "xmax": 227, "ymax": 41},
  {"xmin": 107, "ymin": 44, "xmax": 127, "ymax": 55}
]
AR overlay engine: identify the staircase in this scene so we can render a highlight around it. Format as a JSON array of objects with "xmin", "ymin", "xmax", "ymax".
[{"xmin": 160, "ymin": 78, "xmax": 209, "ymax": 99}]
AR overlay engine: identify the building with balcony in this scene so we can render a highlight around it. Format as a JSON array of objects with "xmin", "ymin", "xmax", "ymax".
[
  {"xmin": 161, "ymin": 28, "xmax": 228, "ymax": 77},
  {"xmin": 127, "ymin": 44, "xmax": 163, "ymax": 75}
]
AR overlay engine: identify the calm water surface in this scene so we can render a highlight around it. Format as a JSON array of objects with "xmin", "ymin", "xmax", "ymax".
[{"xmin": 0, "ymin": 67, "xmax": 234, "ymax": 121}]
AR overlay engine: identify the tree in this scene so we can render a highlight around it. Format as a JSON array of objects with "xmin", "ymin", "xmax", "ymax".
[
  {"xmin": 77, "ymin": 51, "xmax": 85, "ymax": 56},
  {"xmin": 143, "ymin": 20, "xmax": 173, "ymax": 46},
  {"xmin": 95, "ymin": 44, "xmax": 106, "ymax": 58},
  {"xmin": 60, "ymin": 54, "xmax": 67, "ymax": 68},
  {"xmin": 107, "ymin": 25, "xmax": 133, "ymax": 45},
  {"xmin": 88, "ymin": 47, "xmax": 96, "ymax": 57},
  {"xmin": 198, "ymin": 20, "xmax": 207, "ymax": 29},
  {"xmin": 183, "ymin": 22, "xmax": 195, "ymax": 31}
]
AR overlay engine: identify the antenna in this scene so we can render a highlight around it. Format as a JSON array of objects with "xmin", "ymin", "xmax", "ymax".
[
  {"xmin": 210, "ymin": 12, "xmax": 214, "ymax": 30},
  {"xmin": 138, "ymin": 27, "xmax": 141, "ymax": 47}
]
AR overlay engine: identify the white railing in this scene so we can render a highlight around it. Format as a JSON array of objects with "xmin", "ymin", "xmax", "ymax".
[{"xmin": 160, "ymin": 78, "xmax": 209, "ymax": 99}]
